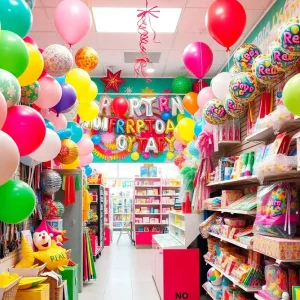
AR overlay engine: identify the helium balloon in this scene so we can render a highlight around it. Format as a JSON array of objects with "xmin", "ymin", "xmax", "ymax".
[
  {"xmin": 52, "ymin": 83, "xmax": 77, "ymax": 114},
  {"xmin": 203, "ymin": 99, "xmax": 228, "ymax": 125},
  {"xmin": 56, "ymin": 76, "xmax": 66, "ymax": 83},
  {"xmin": 45, "ymin": 119, "xmax": 55, "ymax": 131},
  {"xmin": 0, "ymin": 30, "xmax": 29, "ymax": 77},
  {"xmin": 283, "ymin": 73, "xmax": 300, "ymax": 116},
  {"xmin": 2, "ymin": 105, "xmax": 46, "ymax": 156},
  {"xmin": 79, "ymin": 153, "xmax": 93, "ymax": 167},
  {"xmin": 183, "ymin": 42, "xmax": 213, "ymax": 78},
  {"xmin": 91, "ymin": 135, "xmax": 101, "ymax": 145},
  {"xmin": 111, "ymin": 96, "xmax": 129, "ymax": 118},
  {"xmin": 171, "ymin": 76, "xmax": 192, "ymax": 94},
  {"xmin": 197, "ymin": 87, "xmax": 215, "ymax": 109},
  {"xmin": 192, "ymin": 80, "xmax": 208, "ymax": 93},
  {"xmin": 78, "ymin": 101, "xmax": 99, "ymax": 121},
  {"xmin": 18, "ymin": 43, "xmax": 44, "ymax": 87},
  {"xmin": 84, "ymin": 165, "xmax": 93, "ymax": 176},
  {"xmin": 234, "ymin": 43, "xmax": 261, "ymax": 72},
  {"xmin": 67, "ymin": 121, "xmax": 83, "ymax": 143},
  {"xmin": 131, "ymin": 152, "xmax": 140, "ymax": 161},
  {"xmin": 20, "ymin": 156, "xmax": 40, "ymax": 167},
  {"xmin": 21, "ymin": 81, "xmax": 40, "ymax": 105},
  {"xmin": 0, "ymin": 92, "xmax": 7, "ymax": 130},
  {"xmin": 0, "ymin": 69, "xmax": 21, "ymax": 108},
  {"xmin": 0, "ymin": 0, "xmax": 33, "ymax": 38},
  {"xmin": 182, "ymin": 92, "xmax": 199, "ymax": 115},
  {"xmin": 229, "ymin": 65, "xmax": 240, "ymax": 77},
  {"xmin": 187, "ymin": 140, "xmax": 200, "ymax": 158},
  {"xmin": 177, "ymin": 113, "xmax": 185, "ymax": 123},
  {"xmin": 224, "ymin": 94, "xmax": 247, "ymax": 118},
  {"xmin": 279, "ymin": 17, "xmax": 300, "ymax": 55},
  {"xmin": 64, "ymin": 101, "xmax": 79, "ymax": 122},
  {"xmin": 0, "ymin": 179, "xmax": 36, "ymax": 224},
  {"xmin": 77, "ymin": 81, "xmax": 97, "ymax": 104},
  {"xmin": 211, "ymin": 72, "xmax": 231, "ymax": 101},
  {"xmin": 38, "ymin": 48, "xmax": 47, "ymax": 79},
  {"xmin": 161, "ymin": 111, "xmax": 172, "ymax": 121},
  {"xmin": 42, "ymin": 44, "xmax": 73, "ymax": 77},
  {"xmin": 173, "ymin": 127, "xmax": 188, "ymax": 145},
  {"xmin": 56, "ymin": 129, "xmax": 72, "ymax": 140},
  {"xmin": 55, "ymin": 139, "xmax": 79, "ymax": 164},
  {"xmin": 194, "ymin": 119, "xmax": 203, "ymax": 137},
  {"xmin": 61, "ymin": 157, "xmax": 79, "ymax": 169},
  {"xmin": 77, "ymin": 138, "xmax": 94, "ymax": 156},
  {"xmin": 41, "ymin": 110, "xmax": 67, "ymax": 131},
  {"xmin": 206, "ymin": 0, "xmax": 246, "ymax": 51},
  {"xmin": 177, "ymin": 118, "xmax": 195, "ymax": 142},
  {"xmin": 75, "ymin": 47, "xmax": 99, "ymax": 72},
  {"xmin": 23, "ymin": 36, "xmax": 38, "ymax": 48},
  {"xmin": 66, "ymin": 68, "xmax": 91, "ymax": 95},
  {"xmin": 0, "ymin": 131, "xmax": 20, "ymax": 185}
]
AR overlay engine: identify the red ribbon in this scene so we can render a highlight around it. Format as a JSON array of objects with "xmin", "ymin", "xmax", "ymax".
[{"xmin": 134, "ymin": 0, "xmax": 160, "ymax": 81}]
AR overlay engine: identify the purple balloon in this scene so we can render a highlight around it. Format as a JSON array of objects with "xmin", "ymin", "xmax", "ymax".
[{"xmin": 52, "ymin": 83, "xmax": 76, "ymax": 114}]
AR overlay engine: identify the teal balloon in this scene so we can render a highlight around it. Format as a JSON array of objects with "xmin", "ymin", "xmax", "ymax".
[
  {"xmin": 0, "ymin": 0, "xmax": 33, "ymax": 38},
  {"xmin": 184, "ymin": 110, "xmax": 192, "ymax": 119},
  {"xmin": 187, "ymin": 140, "xmax": 200, "ymax": 158},
  {"xmin": 67, "ymin": 121, "xmax": 83, "ymax": 143},
  {"xmin": 56, "ymin": 76, "xmax": 66, "ymax": 83},
  {"xmin": 283, "ymin": 73, "xmax": 300, "ymax": 116},
  {"xmin": 194, "ymin": 119, "xmax": 203, "ymax": 137},
  {"xmin": 84, "ymin": 165, "xmax": 93, "ymax": 176},
  {"xmin": 45, "ymin": 119, "xmax": 55, "ymax": 131},
  {"xmin": 91, "ymin": 135, "xmax": 101, "ymax": 145}
]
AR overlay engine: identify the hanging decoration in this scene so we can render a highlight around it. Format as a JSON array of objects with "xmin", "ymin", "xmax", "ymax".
[
  {"xmin": 234, "ymin": 43, "xmax": 261, "ymax": 72},
  {"xmin": 100, "ymin": 69, "xmax": 126, "ymax": 93}
]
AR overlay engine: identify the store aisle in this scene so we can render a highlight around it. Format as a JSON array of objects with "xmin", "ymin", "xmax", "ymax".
[{"xmin": 79, "ymin": 232, "xmax": 160, "ymax": 300}]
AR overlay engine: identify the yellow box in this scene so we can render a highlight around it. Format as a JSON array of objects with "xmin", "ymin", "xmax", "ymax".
[{"xmin": 15, "ymin": 283, "xmax": 50, "ymax": 300}]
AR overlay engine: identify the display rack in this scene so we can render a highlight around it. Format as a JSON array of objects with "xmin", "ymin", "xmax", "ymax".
[{"xmin": 104, "ymin": 187, "xmax": 110, "ymax": 246}]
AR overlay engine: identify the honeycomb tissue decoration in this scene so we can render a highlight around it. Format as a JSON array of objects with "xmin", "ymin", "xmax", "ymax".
[
  {"xmin": 55, "ymin": 201, "xmax": 65, "ymax": 217},
  {"xmin": 40, "ymin": 169, "xmax": 62, "ymax": 194}
]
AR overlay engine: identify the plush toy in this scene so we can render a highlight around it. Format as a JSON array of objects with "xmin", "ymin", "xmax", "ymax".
[{"xmin": 15, "ymin": 236, "xmax": 35, "ymax": 268}]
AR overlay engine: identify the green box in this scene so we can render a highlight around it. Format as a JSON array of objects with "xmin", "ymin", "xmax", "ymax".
[{"xmin": 59, "ymin": 265, "xmax": 79, "ymax": 300}]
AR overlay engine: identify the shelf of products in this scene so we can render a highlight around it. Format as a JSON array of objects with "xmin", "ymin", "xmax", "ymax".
[
  {"xmin": 208, "ymin": 232, "xmax": 252, "ymax": 250},
  {"xmin": 202, "ymin": 282, "xmax": 217, "ymax": 300},
  {"xmin": 206, "ymin": 208, "xmax": 257, "ymax": 215}
]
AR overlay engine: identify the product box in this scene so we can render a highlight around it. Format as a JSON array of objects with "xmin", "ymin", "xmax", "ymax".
[
  {"xmin": 46, "ymin": 219, "xmax": 63, "ymax": 231},
  {"xmin": 221, "ymin": 190, "xmax": 243, "ymax": 207},
  {"xmin": 15, "ymin": 283, "xmax": 50, "ymax": 300},
  {"xmin": 149, "ymin": 166, "xmax": 157, "ymax": 177},
  {"xmin": 293, "ymin": 286, "xmax": 300, "ymax": 300},
  {"xmin": 140, "ymin": 166, "xmax": 149, "ymax": 177},
  {"xmin": 254, "ymin": 235, "xmax": 300, "ymax": 260}
]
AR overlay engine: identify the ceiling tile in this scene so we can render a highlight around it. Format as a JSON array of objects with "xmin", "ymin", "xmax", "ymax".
[
  {"xmin": 34, "ymin": 0, "xmax": 43, "ymax": 7},
  {"xmin": 41, "ymin": 0, "xmax": 88, "ymax": 7},
  {"xmin": 240, "ymin": 0, "xmax": 274, "ymax": 10},
  {"xmin": 186, "ymin": 0, "xmax": 213, "ymax": 7},
  {"xmin": 177, "ymin": 8, "xmax": 207, "ymax": 33},
  {"xmin": 29, "ymin": 32, "xmax": 64, "ymax": 49},
  {"xmin": 87, "ymin": 0, "xmax": 186, "ymax": 8},
  {"xmin": 173, "ymin": 33, "xmax": 212, "ymax": 51},
  {"xmin": 31, "ymin": 8, "xmax": 54, "ymax": 31},
  {"xmin": 213, "ymin": 51, "xmax": 230, "ymax": 65}
]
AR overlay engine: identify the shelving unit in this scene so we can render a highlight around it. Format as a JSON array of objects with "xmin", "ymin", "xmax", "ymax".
[
  {"xmin": 208, "ymin": 232, "xmax": 252, "ymax": 250},
  {"xmin": 202, "ymin": 282, "xmax": 217, "ymax": 300},
  {"xmin": 104, "ymin": 187, "xmax": 110, "ymax": 246},
  {"xmin": 206, "ymin": 207, "xmax": 256, "ymax": 215}
]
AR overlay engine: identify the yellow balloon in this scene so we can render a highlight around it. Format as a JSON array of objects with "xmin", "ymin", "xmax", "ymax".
[
  {"xmin": 131, "ymin": 152, "xmax": 140, "ymax": 161},
  {"xmin": 78, "ymin": 101, "xmax": 99, "ymax": 121},
  {"xmin": 77, "ymin": 81, "xmax": 98, "ymax": 104},
  {"xmin": 177, "ymin": 113, "xmax": 185, "ymax": 123},
  {"xmin": 61, "ymin": 157, "xmax": 79, "ymax": 169},
  {"xmin": 18, "ymin": 43, "xmax": 44, "ymax": 87},
  {"xmin": 167, "ymin": 151, "xmax": 174, "ymax": 160},
  {"xmin": 177, "ymin": 118, "xmax": 195, "ymax": 142},
  {"xmin": 174, "ymin": 127, "xmax": 188, "ymax": 145},
  {"xmin": 66, "ymin": 68, "xmax": 91, "ymax": 95}
]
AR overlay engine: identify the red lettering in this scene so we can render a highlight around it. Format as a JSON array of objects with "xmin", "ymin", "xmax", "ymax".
[
  {"xmin": 108, "ymin": 118, "xmax": 117, "ymax": 133},
  {"xmin": 135, "ymin": 137, "xmax": 147, "ymax": 152},
  {"xmin": 144, "ymin": 119, "xmax": 155, "ymax": 134}
]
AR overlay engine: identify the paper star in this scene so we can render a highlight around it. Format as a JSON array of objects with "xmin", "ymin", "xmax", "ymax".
[
  {"xmin": 100, "ymin": 69, "xmax": 126, "ymax": 93},
  {"xmin": 124, "ymin": 86, "xmax": 133, "ymax": 94},
  {"xmin": 141, "ymin": 87, "xmax": 156, "ymax": 98}
]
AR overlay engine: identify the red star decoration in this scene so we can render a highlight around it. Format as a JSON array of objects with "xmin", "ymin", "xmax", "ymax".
[{"xmin": 100, "ymin": 69, "xmax": 126, "ymax": 93}]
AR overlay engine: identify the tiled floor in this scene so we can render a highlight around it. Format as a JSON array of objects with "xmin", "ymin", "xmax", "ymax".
[{"xmin": 79, "ymin": 232, "xmax": 160, "ymax": 300}]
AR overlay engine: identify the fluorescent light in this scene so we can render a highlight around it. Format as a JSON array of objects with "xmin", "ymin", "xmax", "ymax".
[
  {"xmin": 92, "ymin": 7, "xmax": 182, "ymax": 33},
  {"xmin": 147, "ymin": 63, "xmax": 155, "ymax": 73}
]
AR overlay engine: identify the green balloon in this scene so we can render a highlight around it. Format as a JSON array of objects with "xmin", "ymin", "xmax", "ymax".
[
  {"xmin": 283, "ymin": 73, "xmax": 300, "ymax": 116},
  {"xmin": 0, "ymin": 179, "xmax": 36, "ymax": 224},
  {"xmin": 172, "ymin": 75, "xmax": 192, "ymax": 94},
  {"xmin": 0, "ymin": 69, "xmax": 21, "ymax": 108},
  {"xmin": 0, "ymin": 30, "xmax": 29, "ymax": 77},
  {"xmin": 0, "ymin": 0, "xmax": 33, "ymax": 38}
]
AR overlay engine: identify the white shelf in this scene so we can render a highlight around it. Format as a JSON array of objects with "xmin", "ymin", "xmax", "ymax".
[
  {"xmin": 169, "ymin": 223, "xmax": 185, "ymax": 231},
  {"xmin": 214, "ymin": 140, "xmax": 240, "ymax": 155},
  {"xmin": 205, "ymin": 260, "xmax": 261, "ymax": 293},
  {"xmin": 206, "ymin": 207, "xmax": 256, "ymax": 215},
  {"xmin": 207, "ymin": 175, "xmax": 258, "ymax": 187},
  {"xmin": 202, "ymin": 283, "xmax": 217, "ymax": 300},
  {"xmin": 208, "ymin": 232, "xmax": 253, "ymax": 250}
]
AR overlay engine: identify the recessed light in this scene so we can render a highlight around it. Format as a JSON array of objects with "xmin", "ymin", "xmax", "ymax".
[
  {"xmin": 92, "ymin": 7, "xmax": 182, "ymax": 33},
  {"xmin": 146, "ymin": 63, "xmax": 155, "ymax": 73}
]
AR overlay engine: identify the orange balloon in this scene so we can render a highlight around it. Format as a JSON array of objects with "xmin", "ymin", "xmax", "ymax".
[
  {"xmin": 174, "ymin": 127, "xmax": 188, "ymax": 145},
  {"xmin": 75, "ymin": 47, "xmax": 99, "ymax": 72},
  {"xmin": 182, "ymin": 92, "xmax": 199, "ymax": 115}
]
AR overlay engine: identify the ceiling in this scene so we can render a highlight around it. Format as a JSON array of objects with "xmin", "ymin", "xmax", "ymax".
[{"xmin": 30, "ymin": 0, "xmax": 275, "ymax": 78}]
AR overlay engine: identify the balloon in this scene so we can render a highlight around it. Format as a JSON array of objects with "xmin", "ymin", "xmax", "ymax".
[
  {"xmin": 61, "ymin": 157, "xmax": 79, "ymax": 169},
  {"xmin": 174, "ymin": 127, "xmax": 188, "ymax": 145},
  {"xmin": 0, "ymin": 179, "xmax": 35, "ymax": 224},
  {"xmin": 171, "ymin": 76, "xmax": 192, "ymax": 94},
  {"xmin": 84, "ymin": 165, "xmax": 93, "ymax": 176},
  {"xmin": 197, "ymin": 87, "xmax": 215, "ymax": 109},
  {"xmin": 38, "ymin": 48, "xmax": 48, "ymax": 79},
  {"xmin": 187, "ymin": 140, "xmax": 200, "ymax": 158},
  {"xmin": 35, "ymin": 76, "xmax": 62, "ymax": 109},
  {"xmin": 57, "ymin": 129, "xmax": 72, "ymax": 140},
  {"xmin": 279, "ymin": 17, "xmax": 300, "ymax": 55},
  {"xmin": 234, "ymin": 43, "xmax": 261, "ymax": 72},
  {"xmin": 192, "ymin": 80, "xmax": 208, "ymax": 93},
  {"xmin": 65, "ymin": 68, "xmax": 91, "ymax": 95},
  {"xmin": 2, "ymin": 105, "xmax": 46, "ymax": 156},
  {"xmin": 203, "ymin": 99, "xmax": 228, "ymax": 125},
  {"xmin": 177, "ymin": 113, "xmax": 185, "ymax": 123},
  {"xmin": 0, "ymin": 92, "xmax": 7, "ymax": 130},
  {"xmin": 55, "ymin": 139, "xmax": 79, "ymax": 164},
  {"xmin": 229, "ymin": 65, "xmax": 240, "ymax": 77},
  {"xmin": 41, "ymin": 110, "xmax": 67, "ymax": 131},
  {"xmin": 77, "ymin": 138, "xmax": 94, "ymax": 156},
  {"xmin": 283, "ymin": 73, "xmax": 300, "ymax": 116},
  {"xmin": 21, "ymin": 81, "xmax": 40, "ymax": 105},
  {"xmin": 252, "ymin": 54, "xmax": 285, "ymax": 85},
  {"xmin": 0, "ymin": 30, "xmax": 29, "ymax": 77},
  {"xmin": 42, "ymin": 44, "xmax": 73, "ymax": 77},
  {"xmin": 52, "ymin": 83, "xmax": 77, "ymax": 114},
  {"xmin": 91, "ymin": 135, "xmax": 101, "ymax": 145},
  {"xmin": 131, "ymin": 152, "xmax": 140, "ymax": 161},
  {"xmin": 161, "ymin": 111, "xmax": 172, "ymax": 121},
  {"xmin": 29, "ymin": 129, "xmax": 61, "ymax": 162},
  {"xmin": 194, "ymin": 119, "xmax": 203, "ymax": 137},
  {"xmin": 206, "ymin": 0, "xmax": 246, "ymax": 51},
  {"xmin": 111, "ymin": 96, "xmax": 129, "ymax": 118},
  {"xmin": 67, "ymin": 121, "xmax": 83, "ymax": 143},
  {"xmin": 182, "ymin": 92, "xmax": 199, "ymax": 115},
  {"xmin": 45, "ymin": 119, "xmax": 55, "ymax": 131},
  {"xmin": 230, "ymin": 72, "xmax": 260, "ymax": 103},
  {"xmin": 177, "ymin": 118, "xmax": 195, "ymax": 142},
  {"xmin": 212, "ymin": 72, "xmax": 231, "ymax": 101},
  {"xmin": 78, "ymin": 101, "xmax": 99, "ymax": 121},
  {"xmin": 0, "ymin": 69, "xmax": 21, "ymax": 108},
  {"xmin": 77, "ymin": 81, "xmax": 97, "ymax": 104},
  {"xmin": 183, "ymin": 42, "xmax": 213, "ymax": 78},
  {"xmin": 18, "ymin": 43, "xmax": 44, "ymax": 87},
  {"xmin": 224, "ymin": 94, "xmax": 247, "ymax": 118},
  {"xmin": 75, "ymin": 47, "xmax": 99, "ymax": 72},
  {"xmin": 79, "ymin": 153, "xmax": 93, "ymax": 167},
  {"xmin": 0, "ymin": 131, "xmax": 20, "ymax": 185},
  {"xmin": 20, "ymin": 156, "xmax": 40, "ymax": 167},
  {"xmin": 0, "ymin": 0, "xmax": 32, "ymax": 38},
  {"xmin": 64, "ymin": 101, "xmax": 79, "ymax": 122},
  {"xmin": 54, "ymin": 0, "xmax": 92, "ymax": 46},
  {"xmin": 23, "ymin": 36, "xmax": 38, "ymax": 48},
  {"xmin": 56, "ymin": 76, "xmax": 66, "ymax": 83}
]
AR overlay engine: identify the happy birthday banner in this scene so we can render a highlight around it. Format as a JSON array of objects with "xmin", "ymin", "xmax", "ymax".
[{"xmin": 81, "ymin": 95, "xmax": 184, "ymax": 161}]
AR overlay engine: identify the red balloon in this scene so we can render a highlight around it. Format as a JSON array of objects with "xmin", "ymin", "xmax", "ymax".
[
  {"xmin": 192, "ymin": 80, "xmax": 208, "ymax": 93},
  {"xmin": 205, "ymin": 0, "xmax": 246, "ymax": 51},
  {"xmin": 23, "ymin": 36, "xmax": 38, "ymax": 49},
  {"xmin": 38, "ymin": 48, "xmax": 48, "ymax": 79},
  {"xmin": 111, "ymin": 96, "xmax": 129, "ymax": 118},
  {"xmin": 2, "ymin": 106, "xmax": 46, "ymax": 156}
]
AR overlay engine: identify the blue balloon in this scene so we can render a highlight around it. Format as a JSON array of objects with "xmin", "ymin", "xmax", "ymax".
[
  {"xmin": 56, "ymin": 76, "xmax": 66, "ymax": 83},
  {"xmin": 161, "ymin": 111, "xmax": 172, "ymax": 121},
  {"xmin": 67, "ymin": 121, "xmax": 83, "ymax": 143},
  {"xmin": 184, "ymin": 109, "xmax": 193, "ymax": 119},
  {"xmin": 20, "ymin": 156, "xmax": 40, "ymax": 167},
  {"xmin": 194, "ymin": 119, "xmax": 203, "ymax": 137},
  {"xmin": 84, "ymin": 165, "xmax": 93, "ymax": 176},
  {"xmin": 57, "ymin": 129, "xmax": 72, "ymax": 140},
  {"xmin": 187, "ymin": 140, "xmax": 200, "ymax": 158},
  {"xmin": 45, "ymin": 119, "xmax": 55, "ymax": 131},
  {"xmin": 91, "ymin": 135, "xmax": 101, "ymax": 145}
]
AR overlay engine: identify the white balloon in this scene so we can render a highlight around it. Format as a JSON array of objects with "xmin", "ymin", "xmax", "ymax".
[
  {"xmin": 144, "ymin": 137, "xmax": 158, "ymax": 153},
  {"xmin": 171, "ymin": 96, "xmax": 184, "ymax": 116},
  {"xmin": 29, "ymin": 129, "xmax": 61, "ymax": 162},
  {"xmin": 0, "ymin": 131, "xmax": 20, "ymax": 185},
  {"xmin": 141, "ymin": 97, "xmax": 156, "ymax": 116},
  {"xmin": 155, "ymin": 120, "xmax": 166, "ymax": 134},
  {"xmin": 116, "ymin": 135, "xmax": 128, "ymax": 150},
  {"xmin": 99, "ymin": 96, "xmax": 112, "ymax": 116},
  {"xmin": 212, "ymin": 72, "xmax": 231, "ymax": 101},
  {"xmin": 64, "ymin": 100, "xmax": 79, "ymax": 121},
  {"xmin": 128, "ymin": 98, "xmax": 142, "ymax": 117}
]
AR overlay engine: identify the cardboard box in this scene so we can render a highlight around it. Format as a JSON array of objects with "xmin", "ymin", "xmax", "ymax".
[{"xmin": 15, "ymin": 283, "xmax": 50, "ymax": 300}]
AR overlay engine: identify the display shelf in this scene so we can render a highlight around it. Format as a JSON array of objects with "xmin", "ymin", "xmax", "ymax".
[
  {"xmin": 135, "ymin": 203, "xmax": 160, "ymax": 205},
  {"xmin": 206, "ymin": 207, "xmax": 256, "ymax": 215},
  {"xmin": 169, "ymin": 223, "xmax": 184, "ymax": 231},
  {"xmin": 202, "ymin": 282, "xmax": 217, "ymax": 300},
  {"xmin": 208, "ymin": 232, "xmax": 253, "ymax": 250},
  {"xmin": 135, "ymin": 194, "xmax": 161, "ymax": 197},
  {"xmin": 205, "ymin": 260, "xmax": 261, "ymax": 292},
  {"xmin": 135, "ymin": 185, "xmax": 161, "ymax": 188},
  {"xmin": 135, "ymin": 223, "xmax": 163, "ymax": 225},
  {"xmin": 162, "ymin": 194, "xmax": 179, "ymax": 196},
  {"xmin": 206, "ymin": 175, "xmax": 259, "ymax": 187},
  {"xmin": 162, "ymin": 185, "xmax": 181, "ymax": 188},
  {"xmin": 214, "ymin": 140, "xmax": 241, "ymax": 155},
  {"xmin": 135, "ymin": 213, "xmax": 160, "ymax": 215}
]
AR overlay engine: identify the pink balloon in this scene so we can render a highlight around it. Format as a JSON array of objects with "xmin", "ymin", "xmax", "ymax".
[
  {"xmin": 35, "ymin": 76, "xmax": 62, "ymax": 109},
  {"xmin": 79, "ymin": 153, "xmax": 93, "ymax": 167},
  {"xmin": 0, "ymin": 92, "xmax": 7, "ymax": 130},
  {"xmin": 41, "ymin": 110, "xmax": 67, "ymax": 131},
  {"xmin": 183, "ymin": 42, "xmax": 213, "ymax": 79},
  {"xmin": 54, "ymin": 0, "xmax": 92, "ymax": 46},
  {"xmin": 197, "ymin": 87, "xmax": 216, "ymax": 108},
  {"xmin": 77, "ymin": 138, "xmax": 94, "ymax": 156}
]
